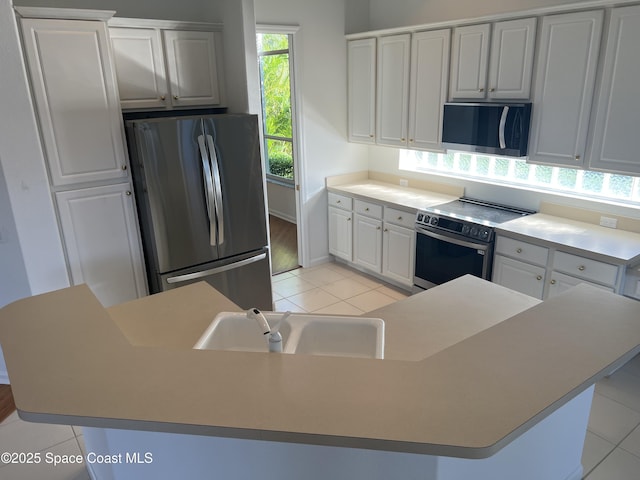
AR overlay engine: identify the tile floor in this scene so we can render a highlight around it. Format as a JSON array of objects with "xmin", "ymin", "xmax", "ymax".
[{"xmin": 0, "ymin": 261, "xmax": 639, "ymax": 479}]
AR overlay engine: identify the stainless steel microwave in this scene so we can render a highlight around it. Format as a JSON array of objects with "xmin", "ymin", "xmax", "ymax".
[{"xmin": 442, "ymin": 102, "xmax": 532, "ymax": 157}]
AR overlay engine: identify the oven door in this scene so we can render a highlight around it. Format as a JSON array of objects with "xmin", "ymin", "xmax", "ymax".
[{"xmin": 414, "ymin": 226, "xmax": 493, "ymax": 289}]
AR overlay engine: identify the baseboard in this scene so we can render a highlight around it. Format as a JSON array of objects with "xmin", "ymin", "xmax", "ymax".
[
  {"xmin": 307, "ymin": 255, "xmax": 331, "ymax": 268},
  {"xmin": 268, "ymin": 210, "xmax": 296, "ymax": 224},
  {"xmin": 0, "ymin": 371, "xmax": 9, "ymax": 385}
]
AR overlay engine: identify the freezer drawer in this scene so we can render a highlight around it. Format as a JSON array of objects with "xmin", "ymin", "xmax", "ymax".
[{"xmin": 159, "ymin": 249, "xmax": 273, "ymax": 310}]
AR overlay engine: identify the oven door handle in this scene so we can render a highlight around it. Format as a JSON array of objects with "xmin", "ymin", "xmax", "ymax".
[{"xmin": 416, "ymin": 226, "xmax": 489, "ymax": 251}]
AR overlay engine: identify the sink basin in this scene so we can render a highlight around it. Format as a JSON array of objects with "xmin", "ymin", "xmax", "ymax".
[{"xmin": 194, "ymin": 312, "xmax": 384, "ymax": 359}]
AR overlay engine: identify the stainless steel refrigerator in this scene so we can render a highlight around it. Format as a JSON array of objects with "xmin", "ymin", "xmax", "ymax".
[{"xmin": 126, "ymin": 114, "xmax": 273, "ymax": 310}]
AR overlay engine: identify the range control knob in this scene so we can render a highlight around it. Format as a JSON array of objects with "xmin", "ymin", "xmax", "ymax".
[
  {"xmin": 470, "ymin": 226, "xmax": 479, "ymax": 237},
  {"xmin": 479, "ymin": 228, "xmax": 490, "ymax": 241},
  {"xmin": 430, "ymin": 216, "xmax": 438, "ymax": 226},
  {"xmin": 417, "ymin": 213, "xmax": 424, "ymax": 222},
  {"xmin": 461, "ymin": 225, "xmax": 471, "ymax": 236}
]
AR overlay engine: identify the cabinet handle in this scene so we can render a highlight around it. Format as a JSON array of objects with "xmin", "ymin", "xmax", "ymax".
[
  {"xmin": 347, "ymin": 217, "xmax": 351, "ymax": 221},
  {"xmin": 126, "ymin": 191, "xmax": 132, "ymax": 196},
  {"xmin": 409, "ymin": 139, "xmax": 414, "ymax": 143},
  {"xmin": 578, "ymin": 265, "xmax": 586, "ymax": 271},
  {"xmin": 376, "ymin": 226, "xmax": 381, "ymax": 230},
  {"xmin": 384, "ymin": 228, "xmax": 388, "ymax": 232},
  {"xmin": 336, "ymin": 200, "xmax": 341, "ymax": 204},
  {"xmin": 550, "ymin": 279, "xmax": 556, "ymax": 285},
  {"xmin": 174, "ymin": 95, "xmax": 179, "ymax": 100},
  {"xmin": 365, "ymin": 207, "xmax": 369, "ymax": 211},
  {"xmin": 401, "ymin": 138, "xmax": 406, "ymax": 142},
  {"xmin": 397, "ymin": 216, "xmax": 403, "ymax": 221},
  {"xmin": 536, "ymin": 275, "xmax": 542, "ymax": 281},
  {"xmin": 121, "ymin": 165, "xmax": 127, "ymax": 171},
  {"xmin": 160, "ymin": 95, "xmax": 166, "ymax": 101},
  {"xmin": 369, "ymin": 134, "xmax": 374, "ymax": 138},
  {"xmin": 478, "ymin": 88, "xmax": 484, "ymax": 92},
  {"xmin": 516, "ymin": 248, "xmax": 523, "ymax": 254},
  {"xmin": 575, "ymin": 155, "xmax": 581, "ymax": 160},
  {"xmin": 489, "ymin": 88, "xmax": 495, "ymax": 92}
]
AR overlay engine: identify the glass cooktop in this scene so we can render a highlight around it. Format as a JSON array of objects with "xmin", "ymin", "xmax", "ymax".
[{"xmin": 422, "ymin": 197, "xmax": 535, "ymax": 227}]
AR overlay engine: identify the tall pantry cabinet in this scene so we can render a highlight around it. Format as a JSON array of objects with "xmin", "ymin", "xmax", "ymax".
[{"xmin": 18, "ymin": 10, "xmax": 147, "ymax": 307}]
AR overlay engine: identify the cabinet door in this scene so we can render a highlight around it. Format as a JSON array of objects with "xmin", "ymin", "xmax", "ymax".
[
  {"xmin": 382, "ymin": 223, "xmax": 415, "ymax": 287},
  {"xmin": 589, "ymin": 5, "xmax": 640, "ymax": 175},
  {"xmin": 354, "ymin": 214, "xmax": 383, "ymax": 273},
  {"xmin": 376, "ymin": 34, "xmax": 411, "ymax": 147},
  {"xmin": 21, "ymin": 19, "xmax": 129, "ymax": 186},
  {"xmin": 548, "ymin": 271, "xmax": 614, "ymax": 299},
  {"xmin": 163, "ymin": 30, "xmax": 221, "ymax": 107},
  {"xmin": 348, "ymin": 38, "xmax": 376, "ymax": 144},
  {"xmin": 408, "ymin": 29, "xmax": 450, "ymax": 151},
  {"xmin": 328, "ymin": 206, "xmax": 353, "ymax": 261},
  {"xmin": 449, "ymin": 24, "xmax": 490, "ymax": 100},
  {"xmin": 488, "ymin": 18, "xmax": 536, "ymax": 99},
  {"xmin": 492, "ymin": 255, "xmax": 545, "ymax": 299},
  {"xmin": 528, "ymin": 11, "xmax": 603, "ymax": 167},
  {"xmin": 110, "ymin": 27, "xmax": 169, "ymax": 110},
  {"xmin": 56, "ymin": 184, "xmax": 147, "ymax": 307}
]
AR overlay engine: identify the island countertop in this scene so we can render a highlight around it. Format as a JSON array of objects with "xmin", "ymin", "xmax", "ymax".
[{"xmin": 1, "ymin": 276, "xmax": 640, "ymax": 459}]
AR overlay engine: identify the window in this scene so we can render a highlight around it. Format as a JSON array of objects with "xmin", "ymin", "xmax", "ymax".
[
  {"xmin": 257, "ymin": 33, "xmax": 295, "ymax": 183},
  {"xmin": 400, "ymin": 150, "xmax": 640, "ymax": 205}
]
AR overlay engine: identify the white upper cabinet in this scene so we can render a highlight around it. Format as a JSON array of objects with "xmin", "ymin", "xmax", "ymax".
[
  {"xmin": 110, "ymin": 25, "xmax": 224, "ymax": 109},
  {"xmin": 347, "ymin": 38, "xmax": 376, "ymax": 144},
  {"xmin": 487, "ymin": 18, "xmax": 536, "ymax": 99},
  {"xmin": 528, "ymin": 10, "xmax": 603, "ymax": 167},
  {"xmin": 450, "ymin": 19, "xmax": 535, "ymax": 101},
  {"xmin": 21, "ymin": 18, "xmax": 128, "ymax": 186},
  {"xmin": 110, "ymin": 27, "xmax": 168, "ymax": 110},
  {"xmin": 588, "ymin": 5, "xmax": 640, "ymax": 175},
  {"xmin": 163, "ymin": 30, "xmax": 221, "ymax": 107},
  {"xmin": 408, "ymin": 29, "xmax": 450, "ymax": 151},
  {"xmin": 376, "ymin": 34, "xmax": 411, "ymax": 147},
  {"xmin": 449, "ymin": 24, "xmax": 491, "ymax": 99}
]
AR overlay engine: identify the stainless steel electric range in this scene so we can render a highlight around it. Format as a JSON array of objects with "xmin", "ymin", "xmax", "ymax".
[{"xmin": 414, "ymin": 197, "xmax": 535, "ymax": 291}]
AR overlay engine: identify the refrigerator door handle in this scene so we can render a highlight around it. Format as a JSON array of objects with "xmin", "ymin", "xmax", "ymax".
[
  {"xmin": 206, "ymin": 134, "xmax": 225, "ymax": 245},
  {"xmin": 166, "ymin": 252, "xmax": 267, "ymax": 284},
  {"xmin": 197, "ymin": 135, "xmax": 217, "ymax": 246}
]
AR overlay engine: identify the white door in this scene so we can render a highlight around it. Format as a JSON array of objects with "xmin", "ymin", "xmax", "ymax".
[
  {"xmin": 382, "ymin": 223, "xmax": 415, "ymax": 287},
  {"xmin": 528, "ymin": 10, "xmax": 604, "ymax": 167},
  {"xmin": 354, "ymin": 214, "xmax": 383, "ymax": 273},
  {"xmin": 110, "ymin": 27, "xmax": 169, "ymax": 110},
  {"xmin": 488, "ymin": 18, "xmax": 537, "ymax": 99},
  {"xmin": 348, "ymin": 38, "xmax": 376, "ymax": 144},
  {"xmin": 376, "ymin": 34, "xmax": 411, "ymax": 147},
  {"xmin": 20, "ymin": 18, "xmax": 129, "ymax": 186},
  {"xmin": 492, "ymin": 255, "xmax": 545, "ymax": 299},
  {"xmin": 449, "ymin": 24, "xmax": 490, "ymax": 100},
  {"xmin": 408, "ymin": 29, "xmax": 450, "ymax": 151},
  {"xmin": 547, "ymin": 271, "xmax": 614, "ymax": 299},
  {"xmin": 163, "ymin": 30, "xmax": 221, "ymax": 107},
  {"xmin": 588, "ymin": 5, "xmax": 640, "ymax": 175},
  {"xmin": 56, "ymin": 184, "xmax": 147, "ymax": 307},
  {"xmin": 328, "ymin": 207, "xmax": 353, "ymax": 262}
]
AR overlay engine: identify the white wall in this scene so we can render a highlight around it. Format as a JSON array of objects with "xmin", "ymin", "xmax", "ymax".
[
  {"xmin": 368, "ymin": 0, "xmax": 589, "ymax": 30},
  {"xmin": 267, "ymin": 183, "xmax": 296, "ymax": 223},
  {"xmin": 254, "ymin": 0, "xmax": 370, "ymax": 266}
]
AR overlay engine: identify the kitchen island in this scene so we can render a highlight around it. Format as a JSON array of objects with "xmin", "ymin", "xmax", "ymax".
[{"xmin": 1, "ymin": 275, "xmax": 640, "ymax": 479}]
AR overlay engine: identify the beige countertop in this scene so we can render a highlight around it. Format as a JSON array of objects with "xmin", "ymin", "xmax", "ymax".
[
  {"xmin": 497, "ymin": 213, "xmax": 640, "ymax": 265},
  {"xmin": 327, "ymin": 180, "xmax": 458, "ymax": 212},
  {"xmin": 1, "ymin": 276, "xmax": 640, "ymax": 458}
]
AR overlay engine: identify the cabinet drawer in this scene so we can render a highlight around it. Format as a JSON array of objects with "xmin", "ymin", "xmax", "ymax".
[
  {"xmin": 553, "ymin": 251, "xmax": 618, "ymax": 286},
  {"xmin": 383, "ymin": 207, "xmax": 414, "ymax": 228},
  {"xmin": 328, "ymin": 192, "xmax": 352, "ymax": 211},
  {"xmin": 354, "ymin": 199, "xmax": 382, "ymax": 218},
  {"xmin": 495, "ymin": 236, "xmax": 549, "ymax": 266}
]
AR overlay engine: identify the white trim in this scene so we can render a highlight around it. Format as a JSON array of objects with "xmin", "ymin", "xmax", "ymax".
[
  {"xmin": 256, "ymin": 24, "xmax": 300, "ymax": 34},
  {"xmin": 108, "ymin": 17, "xmax": 223, "ymax": 32},
  {"xmin": 14, "ymin": 6, "xmax": 115, "ymax": 21},
  {"xmin": 345, "ymin": 0, "xmax": 639, "ymax": 39},
  {"xmin": 268, "ymin": 210, "xmax": 297, "ymax": 225}
]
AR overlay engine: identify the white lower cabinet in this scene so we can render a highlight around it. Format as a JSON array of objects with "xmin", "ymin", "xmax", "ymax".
[
  {"xmin": 328, "ymin": 193, "xmax": 414, "ymax": 289},
  {"xmin": 328, "ymin": 206, "xmax": 353, "ymax": 262},
  {"xmin": 493, "ymin": 234, "xmax": 622, "ymax": 300},
  {"xmin": 493, "ymin": 255, "xmax": 546, "ymax": 299},
  {"xmin": 354, "ymin": 214, "xmax": 383, "ymax": 273},
  {"xmin": 56, "ymin": 184, "xmax": 147, "ymax": 307},
  {"xmin": 382, "ymin": 223, "xmax": 415, "ymax": 287}
]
